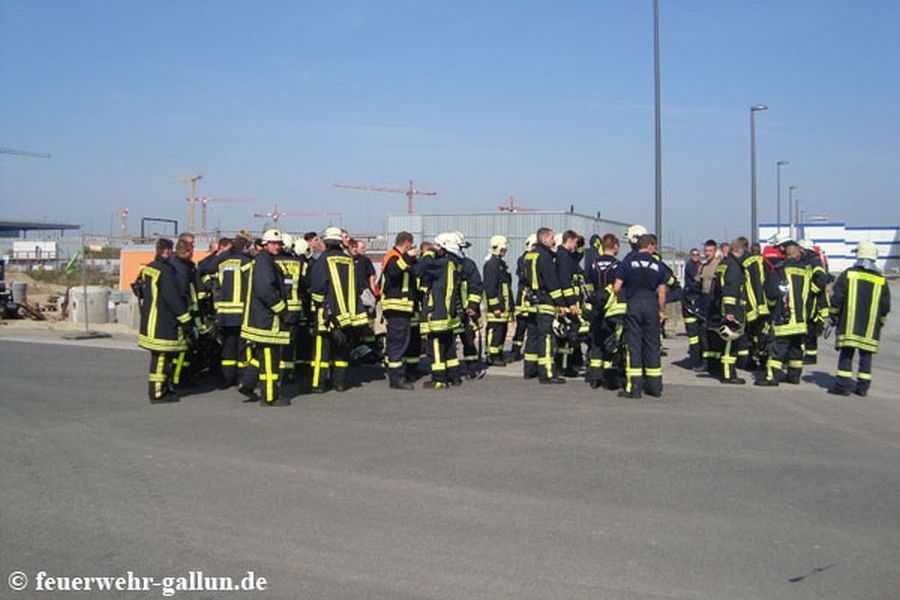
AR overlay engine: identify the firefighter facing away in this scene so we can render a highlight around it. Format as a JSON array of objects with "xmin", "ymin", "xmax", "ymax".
[
  {"xmin": 134, "ymin": 237, "xmax": 194, "ymax": 404},
  {"xmin": 483, "ymin": 234, "xmax": 513, "ymax": 366},
  {"xmin": 828, "ymin": 240, "xmax": 891, "ymax": 396}
]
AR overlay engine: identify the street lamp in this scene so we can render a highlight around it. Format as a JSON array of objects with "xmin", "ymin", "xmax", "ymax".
[
  {"xmin": 788, "ymin": 185, "xmax": 798, "ymax": 238},
  {"xmin": 776, "ymin": 160, "xmax": 789, "ymax": 234},
  {"xmin": 750, "ymin": 104, "xmax": 768, "ymax": 243},
  {"xmin": 653, "ymin": 0, "xmax": 663, "ymax": 245}
]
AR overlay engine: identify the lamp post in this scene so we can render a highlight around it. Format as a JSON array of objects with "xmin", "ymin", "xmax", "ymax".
[
  {"xmin": 788, "ymin": 185, "xmax": 798, "ymax": 238},
  {"xmin": 653, "ymin": 0, "xmax": 663, "ymax": 245},
  {"xmin": 750, "ymin": 104, "xmax": 768, "ymax": 243},
  {"xmin": 776, "ymin": 160, "xmax": 789, "ymax": 234}
]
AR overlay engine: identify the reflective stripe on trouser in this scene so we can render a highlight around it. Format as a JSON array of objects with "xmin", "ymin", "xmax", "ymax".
[
  {"xmin": 624, "ymin": 298, "xmax": 661, "ymax": 395},
  {"xmin": 834, "ymin": 346, "xmax": 873, "ymax": 392},
  {"xmin": 711, "ymin": 331, "xmax": 745, "ymax": 381},
  {"xmin": 524, "ymin": 312, "xmax": 555, "ymax": 380},
  {"xmin": 147, "ymin": 351, "xmax": 174, "ymax": 400},
  {"xmin": 766, "ymin": 334, "xmax": 804, "ymax": 382},
  {"xmin": 512, "ymin": 316, "xmax": 527, "ymax": 350},
  {"xmin": 683, "ymin": 313, "xmax": 702, "ymax": 365},
  {"xmin": 429, "ymin": 331, "xmax": 457, "ymax": 383},
  {"xmin": 458, "ymin": 318, "xmax": 479, "ymax": 369},
  {"xmin": 172, "ymin": 349, "xmax": 190, "ymax": 385},
  {"xmin": 385, "ymin": 315, "xmax": 412, "ymax": 384},
  {"xmin": 257, "ymin": 344, "xmax": 282, "ymax": 403},
  {"xmin": 220, "ymin": 325, "xmax": 242, "ymax": 386},
  {"xmin": 405, "ymin": 324, "xmax": 422, "ymax": 370},
  {"xmin": 805, "ymin": 322, "xmax": 819, "ymax": 362},
  {"xmin": 312, "ymin": 329, "xmax": 354, "ymax": 390},
  {"xmin": 486, "ymin": 321, "xmax": 508, "ymax": 360}
]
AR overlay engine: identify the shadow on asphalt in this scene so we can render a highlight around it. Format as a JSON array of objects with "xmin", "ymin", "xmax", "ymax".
[{"xmin": 803, "ymin": 370, "xmax": 835, "ymax": 390}]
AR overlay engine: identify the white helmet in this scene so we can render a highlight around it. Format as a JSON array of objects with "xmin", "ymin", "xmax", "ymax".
[
  {"xmin": 281, "ymin": 232, "xmax": 294, "ymax": 250},
  {"xmin": 797, "ymin": 238, "xmax": 815, "ymax": 251},
  {"xmin": 716, "ymin": 321, "xmax": 745, "ymax": 342},
  {"xmin": 435, "ymin": 232, "xmax": 461, "ymax": 256},
  {"xmin": 262, "ymin": 229, "xmax": 284, "ymax": 243},
  {"xmin": 293, "ymin": 238, "xmax": 311, "ymax": 258},
  {"xmin": 626, "ymin": 224, "xmax": 648, "ymax": 245},
  {"xmin": 323, "ymin": 226, "xmax": 343, "ymax": 242},
  {"xmin": 855, "ymin": 240, "xmax": 878, "ymax": 261},
  {"xmin": 452, "ymin": 231, "xmax": 471, "ymax": 249},
  {"xmin": 768, "ymin": 231, "xmax": 793, "ymax": 247},
  {"xmin": 525, "ymin": 233, "xmax": 537, "ymax": 249},
  {"xmin": 553, "ymin": 233, "xmax": 563, "ymax": 250},
  {"xmin": 490, "ymin": 235, "xmax": 509, "ymax": 255}
]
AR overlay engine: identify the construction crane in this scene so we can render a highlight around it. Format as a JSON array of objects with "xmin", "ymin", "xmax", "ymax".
[
  {"xmin": 171, "ymin": 174, "xmax": 203, "ymax": 233},
  {"xmin": 197, "ymin": 197, "xmax": 254, "ymax": 235},
  {"xmin": 253, "ymin": 204, "xmax": 343, "ymax": 227},
  {"xmin": 0, "ymin": 147, "xmax": 51, "ymax": 158},
  {"xmin": 334, "ymin": 180, "xmax": 437, "ymax": 214},
  {"xmin": 497, "ymin": 195, "xmax": 539, "ymax": 213}
]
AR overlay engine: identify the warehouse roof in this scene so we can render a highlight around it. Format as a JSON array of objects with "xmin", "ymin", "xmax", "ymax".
[{"xmin": 0, "ymin": 220, "xmax": 81, "ymax": 236}]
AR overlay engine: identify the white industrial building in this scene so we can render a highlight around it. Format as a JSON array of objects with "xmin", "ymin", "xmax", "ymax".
[{"xmin": 759, "ymin": 222, "xmax": 899, "ymax": 274}]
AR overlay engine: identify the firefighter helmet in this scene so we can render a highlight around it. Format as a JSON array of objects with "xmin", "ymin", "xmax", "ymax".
[
  {"xmin": 855, "ymin": 240, "xmax": 878, "ymax": 261},
  {"xmin": 525, "ymin": 233, "xmax": 537, "ymax": 249},
  {"xmin": 261, "ymin": 229, "xmax": 283, "ymax": 243},
  {"xmin": 716, "ymin": 320, "xmax": 745, "ymax": 342},
  {"xmin": 798, "ymin": 238, "xmax": 815, "ymax": 251},
  {"xmin": 281, "ymin": 232, "xmax": 294, "ymax": 250},
  {"xmin": 323, "ymin": 226, "xmax": 343, "ymax": 242},
  {"xmin": 626, "ymin": 224, "xmax": 648, "ymax": 244},
  {"xmin": 293, "ymin": 238, "xmax": 311, "ymax": 258},
  {"xmin": 490, "ymin": 235, "xmax": 509, "ymax": 255}
]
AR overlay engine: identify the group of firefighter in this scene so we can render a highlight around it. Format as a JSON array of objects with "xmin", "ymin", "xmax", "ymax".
[{"xmin": 134, "ymin": 221, "xmax": 890, "ymax": 405}]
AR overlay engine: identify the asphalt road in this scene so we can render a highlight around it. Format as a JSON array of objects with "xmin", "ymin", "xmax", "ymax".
[{"xmin": 1, "ymin": 319, "xmax": 899, "ymax": 599}]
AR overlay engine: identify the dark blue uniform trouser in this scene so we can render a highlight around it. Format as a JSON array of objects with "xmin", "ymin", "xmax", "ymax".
[
  {"xmin": 624, "ymin": 297, "xmax": 662, "ymax": 395},
  {"xmin": 834, "ymin": 346, "xmax": 873, "ymax": 393},
  {"xmin": 524, "ymin": 312, "xmax": 555, "ymax": 380},
  {"xmin": 148, "ymin": 351, "xmax": 176, "ymax": 400},
  {"xmin": 765, "ymin": 334, "xmax": 804, "ymax": 382},
  {"xmin": 385, "ymin": 313, "xmax": 412, "ymax": 384}
]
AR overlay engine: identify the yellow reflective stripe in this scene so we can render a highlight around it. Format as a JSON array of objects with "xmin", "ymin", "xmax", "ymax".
[
  {"xmin": 858, "ymin": 372, "xmax": 872, "ymax": 381},
  {"xmin": 644, "ymin": 367, "xmax": 662, "ymax": 377},
  {"xmin": 722, "ymin": 297, "xmax": 737, "ymax": 305},
  {"xmin": 836, "ymin": 370, "xmax": 853, "ymax": 378},
  {"xmin": 271, "ymin": 300, "xmax": 286, "ymax": 314}
]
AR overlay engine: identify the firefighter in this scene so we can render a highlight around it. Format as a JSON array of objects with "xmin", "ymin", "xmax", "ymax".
[
  {"xmin": 483, "ymin": 234, "xmax": 513, "ymax": 366},
  {"xmin": 798, "ymin": 238, "xmax": 829, "ymax": 365},
  {"xmin": 522, "ymin": 228, "xmax": 568, "ymax": 384},
  {"xmin": 613, "ymin": 232, "xmax": 667, "ymax": 398},
  {"xmin": 292, "ymin": 237, "xmax": 314, "ymax": 389},
  {"xmin": 273, "ymin": 233, "xmax": 304, "ymax": 384},
  {"xmin": 510, "ymin": 234, "xmax": 537, "ymax": 361},
  {"xmin": 407, "ymin": 241, "xmax": 434, "ymax": 379},
  {"xmin": 170, "ymin": 237, "xmax": 201, "ymax": 387},
  {"xmin": 213, "ymin": 234, "xmax": 253, "ymax": 388},
  {"xmin": 555, "ymin": 230, "xmax": 583, "ymax": 377},
  {"xmin": 453, "ymin": 231, "xmax": 484, "ymax": 379},
  {"xmin": 828, "ymin": 240, "xmax": 891, "ymax": 396},
  {"xmin": 238, "ymin": 229, "xmax": 291, "ymax": 405},
  {"xmin": 709, "ymin": 238, "xmax": 748, "ymax": 384},
  {"xmin": 308, "ymin": 227, "xmax": 369, "ymax": 393},
  {"xmin": 380, "ymin": 231, "xmax": 419, "ymax": 390},
  {"xmin": 134, "ymin": 238, "xmax": 193, "ymax": 404},
  {"xmin": 736, "ymin": 236, "xmax": 770, "ymax": 371},
  {"xmin": 681, "ymin": 247, "xmax": 703, "ymax": 368},
  {"xmin": 585, "ymin": 233, "xmax": 626, "ymax": 390},
  {"xmin": 420, "ymin": 233, "xmax": 464, "ymax": 389},
  {"xmin": 756, "ymin": 239, "xmax": 811, "ymax": 386},
  {"xmin": 697, "ymin": 239, "xmax": 721, "ymax": 370}
]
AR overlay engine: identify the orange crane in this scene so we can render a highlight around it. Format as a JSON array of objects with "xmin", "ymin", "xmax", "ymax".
[
  {"xmin": 497, "ymin": 196, "xmax": 539, "ymax": 213},
  {"xmin": 334, "ymin": 180, "xmax": 437, "ymax": 214},
  {"xmin": 197, "ymin": 197, "xmax": 254, "ymax": 234},
  {"xmin": 253, "ymin": 204, "xmax": 343, "ymax": 227},
  {"xmin": 171, "ymin": 174, "xmax": 203, "ymax": 233}
]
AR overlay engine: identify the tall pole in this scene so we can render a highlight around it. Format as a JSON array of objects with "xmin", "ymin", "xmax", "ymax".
[
  {"xmin": 653, "ymin": 0, "xmax": 663, "ymax": 244},
  {"xmin": 776, "ymin": 160, "xmax": 789, "ymax": 234},
  {"xmin": 750, "ymin": 104, "xmax": 768, "ymax": 243},
  {"xmin": 788, "ymin": 185, "xmax": 798, "ymax": 238}
]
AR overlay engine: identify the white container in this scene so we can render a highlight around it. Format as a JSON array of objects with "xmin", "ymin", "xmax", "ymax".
[{"xmin": 69, "ymin": 286, "xmax": 110, "ymax": 324}]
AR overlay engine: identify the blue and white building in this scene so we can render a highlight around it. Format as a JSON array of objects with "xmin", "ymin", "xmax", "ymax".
[{"xmin": 759, "ymin": 222, "xmax": 899, "ymax": 274}]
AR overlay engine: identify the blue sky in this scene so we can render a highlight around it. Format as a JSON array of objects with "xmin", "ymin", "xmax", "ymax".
[{"xmin": 1, "ymin": 0, "xmax": 899, "ymax": 246}]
